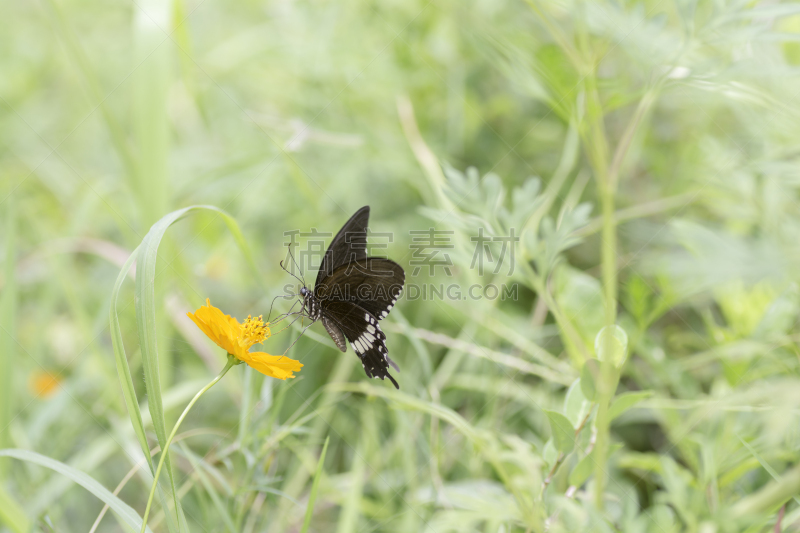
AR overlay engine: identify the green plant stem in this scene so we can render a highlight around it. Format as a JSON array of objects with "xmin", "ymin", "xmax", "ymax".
[
  {"xmin": 140, "ymin": 355, "xmax": 238, "ymax": 533},
  {"xmin": 732, "ymin": 462, "xmax": 800, "ymax": 518},
  {"xmin": 580, "ymin": 67, "xmax": 618, "ymax": 510}
]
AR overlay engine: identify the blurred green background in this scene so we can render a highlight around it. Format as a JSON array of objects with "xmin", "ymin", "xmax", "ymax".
[{"xmin": 4, "ymin": 0, "xmax": 800, "ymax": 531}]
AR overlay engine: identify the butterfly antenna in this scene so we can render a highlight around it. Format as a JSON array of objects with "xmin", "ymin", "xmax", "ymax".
[
  {"xmin": 287, "ymin": 246, "xmax": 307, "ymax": 287},
  {"xmin": 279, "ymin": 258, "xmax": 305, "ymax": 285}
]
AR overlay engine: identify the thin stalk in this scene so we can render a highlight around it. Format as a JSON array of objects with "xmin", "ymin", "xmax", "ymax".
[
  {"xmin": 591, "ymin": 80, "xmax": 662, "ymax": 509},
  {"xmin": 592, "ymin": 152, "xmax": 618, "ymax": 511},
  {"xmin": 140, "ymin": 356, "xmax": 238, "ymax": 533},
  {"xmin": 579, "ymin": 69, "xmax": 618, "ymax": 511}
]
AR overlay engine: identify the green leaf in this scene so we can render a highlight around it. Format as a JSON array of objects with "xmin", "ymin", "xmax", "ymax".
[
  {"xmin": 301, "ymin": 436, "xmax": 330, "ymax": 533},
  {"xmin": 608, "ymin": 390, "xmax": 654, "ymax": 421},
  {"xmin": 568, "ymin": 444, "xmax": 622, "ymax": 488},
  {"xmin": 544, "ymin": 410, "xmax": 575, "ymax": 454},
  {"xmin": 580, "ymin": 360, "xmax": 598, "ymax": 401},
  {"xmin": 568, "ymin": 449, "xmax": 595, "ymax": 488},
  {"xmin": 0, "ymin": 449, "xmax": 152, "ymax": 533},
  {"xmin": 542, "ymin": 438, "xmax": 557, "ymax": 469},
  {"xmin": 594, "ymin": 325, "xmax": 628, "ymax": 368},
  {"xmin": 564, "ymin": 378, "xmax": 590, "ymax": 427},
  {"xmin": 553, "ymin": 266, "xmax": 604, "ymax": 359}
]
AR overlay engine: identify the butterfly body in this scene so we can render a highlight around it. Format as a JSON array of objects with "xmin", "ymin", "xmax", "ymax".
[
  {"xmin": 299, "ymin": 287, "xmax": 322, "ymax": 321},
  {"xmin": 296, "ymin": 206, "xmax": 404, "ymax": 388}
]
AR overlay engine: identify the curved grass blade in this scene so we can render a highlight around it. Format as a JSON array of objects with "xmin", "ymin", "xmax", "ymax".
[
  {"xmin": 132, "ymin": 205, "xmax": 260, "ymax": 529},
  {"xmin": 0, "ymin": 449, "xmax": 153, "ymax": 533},
  {"xmin": 110, "ymin": 246, "xmax": 182, "ymax": 533},
  {"xmin": 110, "ymin": 247, "xmax": 149, "ymax": 465}
]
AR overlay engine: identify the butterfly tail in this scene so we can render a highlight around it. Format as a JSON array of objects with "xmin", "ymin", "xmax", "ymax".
[
  {"xmin": 385, "ymin": 372, "xmax": 399, "ymax": 389},
  {"xmin": 360, "ymin": 350, "xmax": 400, "ymax": 389}
]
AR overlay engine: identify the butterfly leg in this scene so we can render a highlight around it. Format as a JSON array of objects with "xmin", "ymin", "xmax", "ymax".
[{"xmin": 281, "ymin": 320, "xmax": 317, "ymax": 355}]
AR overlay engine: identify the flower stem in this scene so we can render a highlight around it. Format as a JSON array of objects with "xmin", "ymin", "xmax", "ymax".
[{"xmin": 140, "ymin": 355, "xmax": 237, "ymax": 533}]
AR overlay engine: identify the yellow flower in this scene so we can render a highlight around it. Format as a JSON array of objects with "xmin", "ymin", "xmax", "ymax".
[
  {"xmin": 187, "ymin": 299, "xmax": 302, "ymax": 380},
  {"xmin": 29, "ymin": 370, "xmax": 61, "ymax": 398}
]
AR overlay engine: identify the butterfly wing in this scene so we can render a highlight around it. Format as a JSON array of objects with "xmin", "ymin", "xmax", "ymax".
[
  {"xmin": 321, "ymin": 316, "xmax": 347, "ymax": 352},
  {"xmin": 315, "ymin": 258, "xmax": 404, "ymax": 320},
  {"xmin": 315, "ymin": 206, "xmax": 370, "ymax": 290},
  {"xmin": 321, "ymin": 300, "xmax": 399, "ymax": 388}
]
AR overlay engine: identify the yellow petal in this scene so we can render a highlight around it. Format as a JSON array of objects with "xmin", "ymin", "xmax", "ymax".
[
  {"xmin": 187, "ymin": 300, "xmax": 242, "ymax": 356},
  {"xmin": 241, "ymin": 352, "xmax": 303, "ymax": 380},
  {"xmin": 187, "ymin": 300, "xmax": 292, "ymax": 374}
]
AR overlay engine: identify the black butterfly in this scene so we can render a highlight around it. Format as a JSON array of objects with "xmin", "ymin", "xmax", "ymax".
[{"xmin": 287, "ymin": 206, "xmax": 405, "ymax": 388}]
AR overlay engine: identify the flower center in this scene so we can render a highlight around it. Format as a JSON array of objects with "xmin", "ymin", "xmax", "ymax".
[{"xmin": 242, "ymin": 315, "xmax": 269, "ymax": 347}]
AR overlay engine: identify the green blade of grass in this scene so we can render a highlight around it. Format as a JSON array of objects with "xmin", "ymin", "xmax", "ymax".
[
  {"xmin": 132, "ymin": 0, "xmax": 176, "ymax": 451},
  {"xmin": 300, "ymin": 436, "xmax": 329, "ymax": 533},
  {"xmin": 110, "ymin": 247, "xmax": 149, "ymax": 466},
  {"xmin": 132, "ymin": 205, "xmax": 260, "ymax": 529},
  {"xmin": 132, "ymin": 0, "xmax": 171, "ymax": 230},
  {"xmin": 0, "ymin": 449, "xmax": 153, "ymax": 533},
  {"xmin": 109, "ymin": 245, "xmax": 182, "ymax": 533}
]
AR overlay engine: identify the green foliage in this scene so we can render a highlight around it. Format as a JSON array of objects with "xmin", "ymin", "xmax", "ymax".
[
  {"xmin": 0, "ymin": 449, "xmax": 152, "ymax": 533},
  {"xmin": 544, "ymin": 410, "xmax": 576, "ymax": 454},
  {"xmin": 3, "ymin": 0, "xmax": 800, "ymax": 531},
  {"xmin": 594, "ymin": 325, "xmax": 628, "ymax": 368},
  {"xmin": 607, "ymin": 390, "xmax": 653, "ymax": 422}
]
